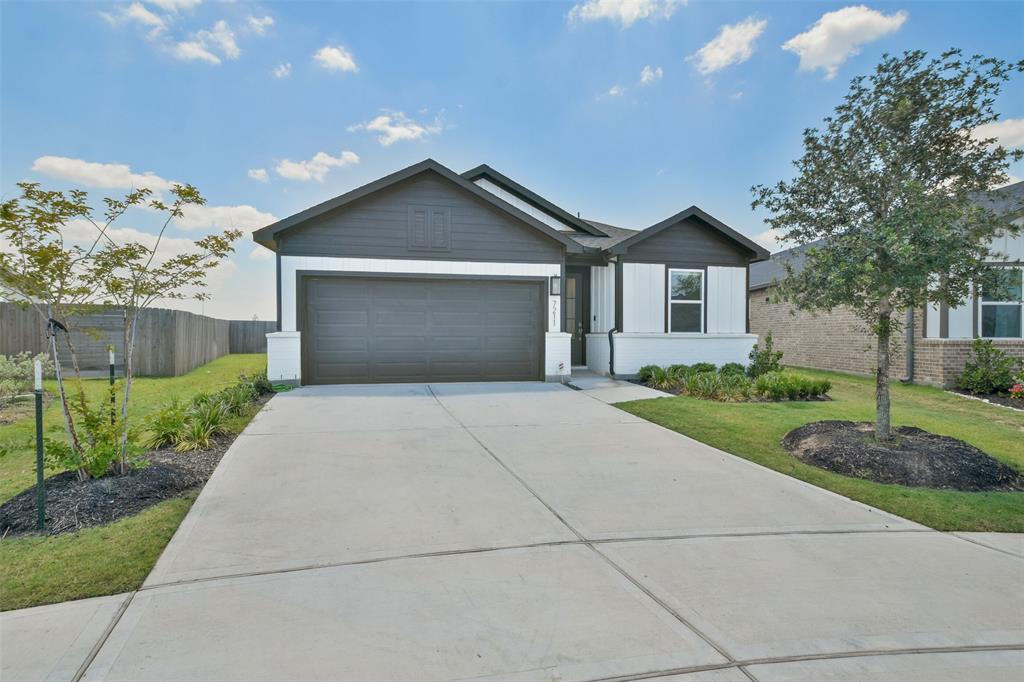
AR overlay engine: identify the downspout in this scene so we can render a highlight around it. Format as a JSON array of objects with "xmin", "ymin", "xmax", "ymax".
[
  {"xmin": 607, "ymin": 328, "xmax": 617, "ymax": 378},
  {"xmin": 901, "ymin": 308, "xmax": 915, "ymax": 383}
]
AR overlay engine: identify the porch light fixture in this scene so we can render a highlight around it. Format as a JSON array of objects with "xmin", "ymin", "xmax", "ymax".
[{"xmin": 549, "ymin": 275, "xmax": 561, "ymax": 296}]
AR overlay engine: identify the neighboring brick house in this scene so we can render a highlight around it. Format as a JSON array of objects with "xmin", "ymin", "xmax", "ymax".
[{"xmin": 748, "ymin": 182, "xmax": 1024, "ymax": 387}]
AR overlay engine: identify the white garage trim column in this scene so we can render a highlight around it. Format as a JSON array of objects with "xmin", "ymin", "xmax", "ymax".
[{"xmin": 266, "ymin": 331, "xmax": 301, "ymax": 384}]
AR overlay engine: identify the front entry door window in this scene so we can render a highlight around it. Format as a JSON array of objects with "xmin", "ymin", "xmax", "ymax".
[{"xmin": 566, "ymin": 272, "xmax": 585, "ymax": 365}]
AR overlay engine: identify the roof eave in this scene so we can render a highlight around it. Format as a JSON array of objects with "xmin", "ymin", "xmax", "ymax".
[{"xmin": 461, "ymin": 164, "xmax": 608, "ymax": 237}]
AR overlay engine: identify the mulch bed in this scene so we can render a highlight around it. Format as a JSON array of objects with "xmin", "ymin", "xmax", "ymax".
[
  {"xmin": 782, "ymin": 420, "xmax": 1024, "ymax": 492},
  {"xmin": 0, "ymin": 437, "xmax": 231, "ymax": 538},
  {"xmin": 947, "ymin": 389, "xmax": 1023, "ymax": 411}
]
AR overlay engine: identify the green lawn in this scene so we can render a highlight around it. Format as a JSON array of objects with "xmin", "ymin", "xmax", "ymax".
[
  {"xmin": 617, "ymin": 368, "xmax": 1024, "ymax": 532},
  {"xmin": 0, "ymin": 353, "xmax": 267, "ymax": 611}
]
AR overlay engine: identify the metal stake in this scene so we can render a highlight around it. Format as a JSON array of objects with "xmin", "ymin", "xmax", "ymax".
[
  {"xmin": 109, "ymin": 348, "xmax": 116, "ymax": 424},
  {"xmin": 34, "ymin": 359, "xmax": 45, "ymax": 532}
]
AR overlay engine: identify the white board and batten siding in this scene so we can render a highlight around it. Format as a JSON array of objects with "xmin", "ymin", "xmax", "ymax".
[
  {"xmin": 622, "ymin": 263, "xmax": 666, "ymax": 332},
  {"xmin": 706, "ymin": 266, "xmax": 747, "ymax": 334},
  {"xmin": 590, "ymin": 264, "xmax": 616, "ymax": 333}
]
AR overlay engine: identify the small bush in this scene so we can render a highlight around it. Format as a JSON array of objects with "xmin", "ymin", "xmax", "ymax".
[
  {"xmin": 955, "ymin": 339, "xmax": 1019, "ymax": 394},
  {"xmin": 689, "ymin": 362, "xmax": 717, "ymax": 374},
  {"xmin": 143, "ymin": 400, "xmax": 188, "ymax": 449},
  {"xmin": 684, "ymin": 371, "xmax": 723, "ymax": 400},
  {"xmin": 176, "ymin": 399, "xmax": 230, "ymax": 452},
  {"xmin": 647, "ymin": 366, "xmax": 676, "ymax": 391},
  {"xmin": 637, "ymin": 365, "xmax": 660, "ymax": 383},
  {"xmin": 45, "ymin": 385, "xmax": 138, "ymax": 478},
  {"xmin": 719, "ymin": 372, "xmax": 753, "ymax": 401},
  {"xmin": 240, "ymin": 372, "xmax": 274, "ymax": 396},
  {"xmin": 0, "ymin": 352, "xmax": 53, "ymax": 407},
  {"xmin": 752, "ymin": 372, "xmax": 830, "ymax": 401},
  {"xmin": 217, "ymin": 384, "xmax": 256, "ymax": 416},
  {"xmin": 667, "ymin": 364, "xmax": 693, "ymax": 382},
  {"xmin": 747, "ymin": 331, "xmax": 784, "ymax": 377},
  {"xmin": 719, "ymin": 362, "xmax": 746, "ymax": 377}
]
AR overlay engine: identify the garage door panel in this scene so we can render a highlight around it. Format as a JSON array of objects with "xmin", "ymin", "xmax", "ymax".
[{"xmin": 303, "ymin": 276, "xmax": 543, "ymax": 384}]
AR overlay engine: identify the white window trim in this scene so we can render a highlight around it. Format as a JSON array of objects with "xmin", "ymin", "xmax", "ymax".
[
  {"xmin": 667, "ymin": 268, "xmax": 705, "ymax": 334},
  {"xmin": 978, "ymin": 266, "xmax": 1024, "ymax": 340}
]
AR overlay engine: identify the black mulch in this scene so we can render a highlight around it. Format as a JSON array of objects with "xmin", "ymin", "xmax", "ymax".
[
  {"xmin": 948, "ymin": 389, "xmax": 1023, "ymax": 411},
  {"xmin": 782, "ymin": 420, "xmax": 1024, "ymax": 492},
  {"xmin": 0, "ymin": 438, "xmax": 230, "ymax": 538}
]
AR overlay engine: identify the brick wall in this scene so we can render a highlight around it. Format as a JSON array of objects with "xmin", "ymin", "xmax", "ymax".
[{"xmin": 748, "ymin": 286, "xmax": 1024, "ymax": 386}]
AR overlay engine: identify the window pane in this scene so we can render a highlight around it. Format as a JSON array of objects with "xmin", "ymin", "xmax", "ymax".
[
  {"xmin": 671, "ymin": 271, "xmax": 702, "ymax": 301},
  {"xmin": 983, "ymin": 268, "xmax": 1022, "ymax": 302},
  {"xmin": 670, "ymin": 304, "xmax": 702, "ymax": 332},
  {"xmin": 981, "ymin": 304, "xmax": 1022, "ymax": 338}
]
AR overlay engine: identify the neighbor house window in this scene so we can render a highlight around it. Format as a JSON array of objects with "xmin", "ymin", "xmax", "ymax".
[
  {"xmin": 980, "ymin": 266, "xmax": 1023, "ymax": 338},
  {"xmin": 668, "ymin": 269, "xmax": 704, "ymax": 333}
]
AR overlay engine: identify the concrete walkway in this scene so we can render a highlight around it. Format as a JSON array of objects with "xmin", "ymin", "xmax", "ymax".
[{"xmin": 3, "ymin": 382, "xmax": 1022, "ymax": 681}]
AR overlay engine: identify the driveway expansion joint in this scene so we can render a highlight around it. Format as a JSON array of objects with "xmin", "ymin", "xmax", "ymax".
[{"xmin": 71, "ymin": 592, "xmax": 136, "ymax": 682}]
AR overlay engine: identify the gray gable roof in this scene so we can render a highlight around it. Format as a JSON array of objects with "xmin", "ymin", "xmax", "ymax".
[
  {"xmin": 252, "ymin": 159, "xmax": 584, "ymax": 253},
  {"xmin": 607, "ymin": 206, "xmax": 770, "ymax": 260}
]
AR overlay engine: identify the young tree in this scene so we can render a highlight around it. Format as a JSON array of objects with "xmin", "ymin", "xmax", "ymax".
[
  {"xmin": 1, "ymin": 183, "xmax": 148, "ymax": 479},
  {"xmin": 752, "ymin": 49, "xmax": 1023, "ymax": 440},
  {"xmin": 89, "ymin": 185, "xmax": 241, "ymax": 473}
]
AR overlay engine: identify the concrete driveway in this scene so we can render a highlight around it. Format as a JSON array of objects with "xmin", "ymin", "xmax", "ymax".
[{"xmin": 6, "ymin": 382, "xmax": 1023, "ymax": 681}]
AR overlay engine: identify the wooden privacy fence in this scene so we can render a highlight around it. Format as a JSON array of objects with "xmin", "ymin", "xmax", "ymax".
[{"xmin": 0, "ymin": 303, "xmax": 274, "ymax": 376}]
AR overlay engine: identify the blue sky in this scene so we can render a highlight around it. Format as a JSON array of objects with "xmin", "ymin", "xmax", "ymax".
[{"xmin": 2, "ymin": 1, "xmax": 1022, "ymax": 320}]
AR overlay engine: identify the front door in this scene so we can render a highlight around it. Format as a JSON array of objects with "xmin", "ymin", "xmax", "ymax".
[{"xmin": 566, "ymin": 269, "xmax": 589, "ymax": 366}]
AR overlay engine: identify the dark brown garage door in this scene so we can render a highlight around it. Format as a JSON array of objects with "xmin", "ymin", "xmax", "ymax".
[{"xmin": 301, "ymin": 276, "xmax": 545, "ymax": 384}]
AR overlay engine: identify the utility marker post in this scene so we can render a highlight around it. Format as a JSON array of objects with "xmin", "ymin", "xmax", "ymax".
[
  {"xmin": 109, "ymin": 347, "xmax": 116, "ymax": 424},
  {"xmin": 34, "ymin": 359, "xmax": 45, "ymax": 532}
]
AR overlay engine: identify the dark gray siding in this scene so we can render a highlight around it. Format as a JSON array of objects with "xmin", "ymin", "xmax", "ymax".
[
  {"xmin": 278, "ymin": 173, "xmax": 563, "ymax": 263},
  {"xmin": 623, "ymin": 216, "xmax": 751, "ymax": 266}
]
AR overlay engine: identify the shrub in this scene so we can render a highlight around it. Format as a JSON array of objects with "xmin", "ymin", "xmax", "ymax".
[
  {"xmin": 647, "ymin": 366, "xmax": 676, "ymax": 391},
  {"xmin": 217, "ymin": 384, "xmax": 256, "ymax": 416},
  {"xmin": 955, "ymin": 339, "xmax": 1019, "ymax": 394},
  {"xmin": 752, "ymin": 372, "xmax": 830, "ymax": 401},
  {"xmin": 0, "ymin": 352, "xmax": 53, "ymax": 408},
  {"xmin": 689, "ymin": 362, "xmax": 717, "ymax": 374},
  {"xmin": 684, "ymin": 371, "xmax": 723, "ymax": 400},
  {"xmin": 46, "ymin": 385, "xmax": 137, "ymax": 478},
  {"xmin": 719, "ymin": 372, "xmax": 753, "ymax": 401},
  {"xmin": 747, "ymin": 331, "xmax": 784, "ymax": 377},
  {"xmin": 666, "ymin": 364, "xmax": 692, "ymax": 381},
  {"xmin": 241, "ymin": 372, "xmax": 274, "ymax": 396},
  {"xmin": 719, "ymin": 362, "xmax": 746, "ymax": 377},
  {"xmin": 143, "ymin": 400, "xmax": 189, "ymax": 449},
  {"xmin": 637, "ymin": 365, "xmax": 660, "ymax": 383},
  {"xmin": 176, "ymin": 399, "xmax": 230, "ymax": 452},
  {"xmin": 1010, "ymin": 380, "xmax": 1023, "ymax": 400}
]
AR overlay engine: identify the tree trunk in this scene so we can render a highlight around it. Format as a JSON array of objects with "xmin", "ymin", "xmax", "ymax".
[
  {"xmin": 117, "ymin": 311, "xmax": 136, "ymax": 475},
  {"xmin": 45, "ymin": 306, "xmax": 87, "ymax": 481},
  {"xmin": 875, "ymin": 309, "xmax": 892, "ymax": 441}
]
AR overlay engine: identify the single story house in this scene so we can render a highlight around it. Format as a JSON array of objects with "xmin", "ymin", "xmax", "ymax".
[
  {"xmin": 253, "ymin": 159, "xmax": 768, "ymax": 385},
  {"xmin": 748, "ymin": 181, "xmax": 1024, "ymax": 387}
]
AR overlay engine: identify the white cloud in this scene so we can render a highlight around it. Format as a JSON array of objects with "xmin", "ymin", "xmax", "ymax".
[
  {"xmin": 61, "ymin": 219, "xmax": 204, "ymax": 263},
  {"xmin": 249, "ymin": 245, "xmax": 274, "ymax": 261},
  {"xmin": 973, "ymin": 118, "xmax": 1024, "ymax": 149},
  {"xmin": 176, "ymin": 204, "xmax": 277, "ymax": 231},
  {"xmin": 172, "ymin": 19, "xmax": 240, "ymax": 64},
  {"xmin": 247, "ymin": 168, "xmax": 269, "ymax": 183},
  {"xmin": 173, "ymin": 40, "xmax": 220, "ymax": 64},
  {"xmin": 568, "ymin": 0, "xmax": 680, "ymax": 28},
  {"xmin": 689, "ymin": 16, "xmax": 767, "ymax": 75},
  {"xmin": 101, "ymin": 2, "xmax": 166, "ymax": 37},
  {"xmin": 752, "ymin": 227, "xmax": 791, "ymax": 252},
  {"xmin": 197, "ymin": 20, "xmax": 239, "ymax": 59},
  {"xmin": 275, "ymin": 150, "xmax": 360, "ymax": 182},
  {"xmin": 313, "ymin": 44, "xmax": 358, "ymax": 73},
  {"xmin": 247, "ymin": 15, "xmax": 273, "ymax": 35},
  {"xmin": 272, "ymin": 62, "xmax": 292, "ymax": 78},
  {"xmin": 783, "ymin": 6, "xmax": 907, "ymax": 80},
  {"xmin": 729, "ymin": 91, "xmax": 744, "ymax": 101},
  {"xmin": 348, "ymin": 110, "xmax": 443, "ymax": 147},
  {"xmin": 607, "ymin": 84, "xmax": 626, "ymax": 97},
  {"xmin": 31, "ymin": 156, "xmax": 175, "ymax": 192},
  {"xmin": 147, "ymin": 0, "xmax": 201, "ymax": 12},
  {"xmin": 639, "ymin": 65, "xmax": 663, "ymax": 85}
]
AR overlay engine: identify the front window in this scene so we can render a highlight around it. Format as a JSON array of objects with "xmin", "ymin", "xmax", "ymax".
[
  {"xmin": 981, "ymin": 266, "xmax": 1023, "ymax": 338},
  {"xmin": 668, "ymin": 269, "xmax": 704, "ymax": 333}
]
